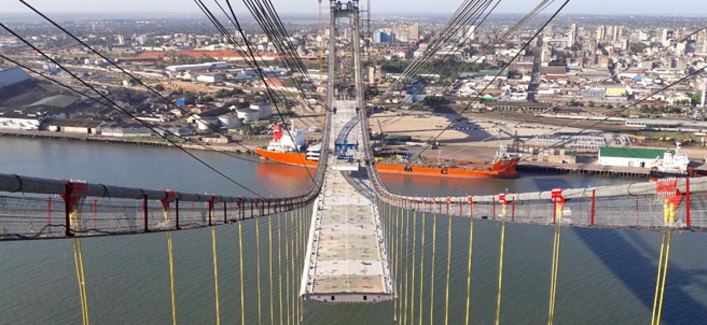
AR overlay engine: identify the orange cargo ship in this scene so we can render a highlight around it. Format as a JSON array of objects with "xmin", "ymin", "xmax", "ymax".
[
  {"xmin": 255, "ymin": 147, "xmax": 318, "ymax": 168},
  {"xmin": 255, "ymin": 126, "xmax": 520, "ymax": 179},
  {"xmin": 375, "ymin": 144, "xmax": 520, "ymax": 178}
]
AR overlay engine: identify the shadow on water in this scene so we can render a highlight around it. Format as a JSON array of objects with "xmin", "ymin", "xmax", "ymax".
[
  {"xmin": 573, "ymin": 227, "xmax": 707, "ymax": 323},
  {"xmin": 536, "ymin": 174, "xmax": 707, "ymax": 322}
]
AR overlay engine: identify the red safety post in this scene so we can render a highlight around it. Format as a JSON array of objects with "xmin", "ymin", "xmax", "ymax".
[
  {"xmin": 60, "ymin": 181, "xmax": 88, "ymax": 237},
  {"xmin": 46, "ymin": 197, "xmax": 52, "ymax": 234},
  {"xmin": 512, "ymin": 197, "xmax": 515, "ymax": 222},
  {"xmin": 160, "ymin": 191, "xmax": 176, "ymax": 229},
  {"xmin": 446, "ymin": 197, "xmax": 452, "ymax": 216},
  {"xmin": 498, "ymin": 194, "xmax": 508, "ymax": 218},
  {"xmin": 223, "ymin": 201, "xmax": 227, "ymax": 224},
  {"xmin": 432, "ymin": 197, "xmax": 438, "ymax": 214},
  {"xmin": 656, "ymin": 179, "xmax": 684, "ymax": 225},
  {"xmin": 467, "ymin": 196, "xmax": 474, "ymax": 218},
  {"xmin": 551, "ymin": 189, "xmax": 565, "ymax": 224},
  {"xmin": 686, "ymin": 178, "xmax": 691, "ymax": 228},
  {"xmin": 590, "ymin": 189, "xmax": 596, "ymax": 226}
]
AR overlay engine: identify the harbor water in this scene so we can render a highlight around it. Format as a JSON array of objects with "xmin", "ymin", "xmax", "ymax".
[{"xmin": 0, "ymin": 138, "xmax": 706, "ymax": 324}]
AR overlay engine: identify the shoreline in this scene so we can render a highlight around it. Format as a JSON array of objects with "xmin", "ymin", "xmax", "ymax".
[
  {"xmin": 0, "ymin": 129, "xmax": 265, "ymax": 154},
  {"xmin": 0, "ymin": 129, "xmax": 694, "ymax": 180}
]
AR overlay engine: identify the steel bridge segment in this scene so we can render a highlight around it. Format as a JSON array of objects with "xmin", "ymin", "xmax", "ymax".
[
  {"xmin": 300, "ymin": 0, "xmax": 393, "ymax": 304},
  {"xmin": 300, "ymin": 99, "xmax": 394, "ymax": 304}
]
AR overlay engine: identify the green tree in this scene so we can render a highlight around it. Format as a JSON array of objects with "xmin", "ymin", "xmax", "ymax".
[
  {"xmin": 629, "ymin": 42, "xmax": 648, "ymax": 54},
  {"xmin": 424, "ymin": 96, "xmax": 447, "ymax": 107},
  {"xmin": 691, "ymin": 92, "xmax": 703, "ymax": 106}
]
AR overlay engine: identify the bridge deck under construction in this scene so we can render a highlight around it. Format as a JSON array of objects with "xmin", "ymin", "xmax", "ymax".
[{"xmin": 300, "ymin": 100, "xmax": 394, "ymax": 304}]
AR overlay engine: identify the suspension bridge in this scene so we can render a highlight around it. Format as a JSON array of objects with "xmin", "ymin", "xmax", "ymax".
[{"xmin": 1, "ymin": 0, "xmax": 707, "ymax": 324}]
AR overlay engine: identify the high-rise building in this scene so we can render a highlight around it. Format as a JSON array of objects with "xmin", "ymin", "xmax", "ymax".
[
  {"xmin": 612, "ymin": 25, "xmax": 622, "ymax": 41},
  {"xmin": 567, "ymin": 23, "xmax": 577, "ymax": 48},
  {"xmin": 662, "ymin": 29, "xmax": 672, "ymax": 47},
  {"xmin": 461, "ymin": 25, "xmax": 475, "ymax": 41},
  {"xmin": 392, "ymin": 23, "xmax": 419, "ymax": 43},
  {"xmin": 596, "ymin": 26, "xmax": 605, "ymax": 42},
  {"xmin": 373, "ymin": 29, "xmax": 392, "ymax": 43}
]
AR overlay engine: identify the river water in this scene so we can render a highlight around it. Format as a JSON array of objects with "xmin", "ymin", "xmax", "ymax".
[{"xmin": 0, "ymin": 138, "xmax": 705, "ymax": 324}]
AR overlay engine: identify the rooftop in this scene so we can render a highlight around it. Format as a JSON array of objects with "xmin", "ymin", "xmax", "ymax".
[
  {"xmin": 0, "ymin": 67, "xmax": 32, "ymax": 90},
  {"xmin": 599, "ymin": 147, "xmax": 670, "ymax": 159},
  {"xmin": 25, "ymin": 95, "xmax": 80, "ymax": 110},
  {"xmin": 47, "ymin": 119, "xmax": 103, "ymax": 129}
]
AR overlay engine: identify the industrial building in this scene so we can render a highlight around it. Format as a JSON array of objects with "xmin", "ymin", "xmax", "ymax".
[
  {"xmin": 101, "ymin": 123, "xmax": 154, "ymax": 137},
  {"xmin": 0, "ymin": 67, "xmax": 32, "ymax": 94},
  {"xmin": 165, "ymin": 62, "xmax": 229, "ymax": 73},
  {"xmin": 0, "ymin": 113, "xmax": 42, "ymax": 130},
  {"xmin": 46, "ymin": 119, "xmax": 103, "ymax": 135},
  {"xmin": 598, "ymin": 147, "xmax": 669, "ymax": 168}
]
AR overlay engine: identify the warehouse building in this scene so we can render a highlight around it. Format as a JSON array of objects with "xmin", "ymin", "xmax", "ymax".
[
  {"xmin": 46, "ymin": 119, "xmax": 103, "ymax": 135},
  {"xmin": 598, "ymin": 147, "xmax": 670, "ymax": 168},
  {"xmin": 0, "ymin": 67, "xmax": 32, "ymax": 94}
]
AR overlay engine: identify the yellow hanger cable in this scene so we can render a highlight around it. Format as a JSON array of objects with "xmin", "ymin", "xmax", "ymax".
[
  {"xmin": 495, "ymin": 221, "xmax": 506, "ymax": 325},
  {"xmin": 429, "ymin": 213, "xmax": 437, "ymax": 324},
  {"xmin": 238, "ymin": 221, "xmax": 245, "ymax": 325},
  {"xmin": 269, "ymin": 215, "xmax": 275, "ymax": 325},
  {"xmin": 73, "ymin": 238, "xmax": 89, "ymax": 325},
  {"xmin": 444, "ymin": 216, "xmax": 453, "ymax": 325},
  {"xmin": 167, "ymin": 232, "xmax": 177, "ymax": 325},
  {"xmin": 464, "ymin": 217, "xmax": 474, "ymax": 325},
  {"xmin": 418, "ymin": 212, "xmax": 426, "ymax": 325},
  {"xmin": 211, "ymin": 227, "xmax": 221, "ymax": 325}
]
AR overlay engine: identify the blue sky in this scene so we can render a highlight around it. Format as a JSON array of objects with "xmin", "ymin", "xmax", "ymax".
[{"xmin": 3, "ymin": 0, "xmax": 707, "ymax": 15}]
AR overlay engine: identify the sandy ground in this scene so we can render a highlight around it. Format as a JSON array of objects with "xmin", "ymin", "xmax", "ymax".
[
  {"xmin": 370, "ymin": 111, "xmax": 707, "ymax": 166},
  {"xmin": 371, "ymin": 111, "xmax": 595, "ymax": 159}
]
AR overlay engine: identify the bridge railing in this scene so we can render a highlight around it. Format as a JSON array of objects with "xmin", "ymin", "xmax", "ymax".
[
  {"xmin": 369, "ymin": 171, "xmax": 707, "ymax": 230},
  {"xmin": 354, "ymin": 93, "xmax": 706, "ymax": 230},
  {"xmin": 0, "ymin": 173, "xmax": 315, "ymax": 239}
]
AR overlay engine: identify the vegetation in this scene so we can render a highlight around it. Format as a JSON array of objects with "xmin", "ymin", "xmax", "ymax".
[
  {"xmin": 629, "ymin": 42, "xmax": 649, "ymax": 54},
  {"xmin": 423, "ymin": 95, "xmax": 447, "ymax": 107}
]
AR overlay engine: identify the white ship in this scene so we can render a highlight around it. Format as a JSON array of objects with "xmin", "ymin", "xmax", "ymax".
[{"xmin": 649, "ymin": 142, "xmax": 692, "ymax": 178}]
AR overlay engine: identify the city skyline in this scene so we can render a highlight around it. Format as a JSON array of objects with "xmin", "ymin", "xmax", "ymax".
[{"xmin": 2, "ymin": 0, "xmax": 707, "ymax": 16}]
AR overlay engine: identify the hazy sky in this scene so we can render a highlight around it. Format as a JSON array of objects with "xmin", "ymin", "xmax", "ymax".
[{"xmin": 3, "ymin": 0, "xmax": 707, "ymax": 16}]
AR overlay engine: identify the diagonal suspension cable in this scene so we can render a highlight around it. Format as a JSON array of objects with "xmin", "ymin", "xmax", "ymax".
[{"xmin": 0, "ymin": 22, "xmax": 265, "ymax": 198}]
